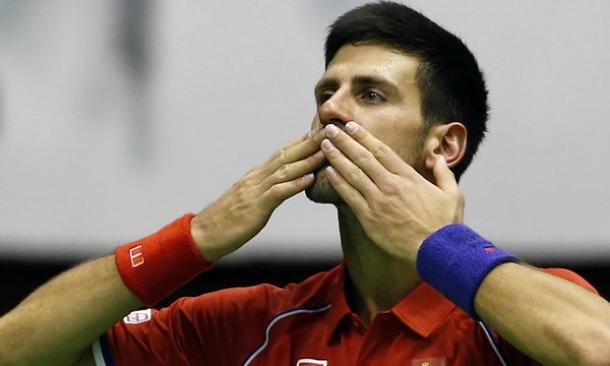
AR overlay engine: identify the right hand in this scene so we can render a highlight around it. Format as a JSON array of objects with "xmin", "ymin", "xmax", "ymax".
[{"xmin": 191, "ymin": 129, "xmax": 326, "ymax": 261}]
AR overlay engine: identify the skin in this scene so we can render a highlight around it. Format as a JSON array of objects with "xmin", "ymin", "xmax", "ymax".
[
  {"xmin": 305, "ymin": 44, "xmax": 467, "ymax": 320},
  {"xmin": 0, "ymin": 43, "xmax": 609, "ymax": 366},
  {"xmin": 305, "ymin": 44, "xmax": 610, "ymax": 365}
]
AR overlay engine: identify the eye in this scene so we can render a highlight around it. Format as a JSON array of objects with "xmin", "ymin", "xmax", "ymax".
[{"xmin": 361, "ymin": 89, "xmax": 385, "ymax": 102}]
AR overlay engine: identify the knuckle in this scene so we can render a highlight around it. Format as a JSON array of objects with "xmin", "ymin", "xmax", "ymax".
[
  {"xmin": 295, "ymin": 177, "xmax": 307, "ymax": 188},
  {"xmin": 354, "ymin": 151, "xmax": 372, "ymax": 166},
  {"xmin": 381, "ymin": 179, "xmax": 401, "ymax": 195},
  {"xmin": 244, "ymin": 168, "xmax": 261, "ymax": 182},
  {"xmin": 243, "ymin": 173, "xmax": 261, "ymax": 188},
  {"xmin": 231, "ymin": 178, "xmax": 246, "ymax": 190},
  {"xmin": 275, "ymin": 165, "xmax": 290, "ymax": 181},
  {"xmin": 378, "ymin": 201, "xmax": 394, "ymax": 216},
  {"xmin": 267, "ymin": 184, "xmax": 283, "ymax": 199},
  {"xmin": 269, "ymin": 150, "xmax": 281, "ymax": 161},
  {"xmin": 274, "ymin": 147, "xmax": 288, "ymax": 164},
  {"xmin": 347, "ymin": 167, "xmax": 363, "ymax": 181},
  {"xmin": 380, "ymin": 175, "xmax": 400, "ymax": 195},
  {"xmin": 372, "ymin": 144, "xmax": 390, "ymax": 159}
]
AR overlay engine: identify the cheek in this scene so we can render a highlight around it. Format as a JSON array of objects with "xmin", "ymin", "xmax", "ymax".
[{"xmin": 369, "ymin": 120, "xmax": 422, "ymax": 162}]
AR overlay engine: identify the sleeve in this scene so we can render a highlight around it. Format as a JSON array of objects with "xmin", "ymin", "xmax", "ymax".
[
  {"xmin": 92, "ymin": 284, "xmax": 284, "ymax": 366},
  {"xmin": 493, "ymin": 268, "xmax": 599, "ymax": 365},
  {"xmin": 541, "ymin": 267, "xmax": 598, "ymax": 295}
]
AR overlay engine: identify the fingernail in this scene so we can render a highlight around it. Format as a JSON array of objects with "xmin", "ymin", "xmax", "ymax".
[
  {"xmin": 304, "ymin": 173, "xmax": 314, "ymax": 181},
  {"xmin": 325, "ymin": 124, "xmax": 340, "ymax": 138},
  {"xmin": 321, "ymin": 139, "xmax": 333, "ymax": 151},
  {"xmin": 345, "ymin": 121, "xmax": 359, "ymax": 134},
  {"xmin": 438, "ymin": 156, "xmax": 447, "ymax": 165},
  {"xmin": 325, "ymin": 165, "xmax": 337, "ymax": 177}
]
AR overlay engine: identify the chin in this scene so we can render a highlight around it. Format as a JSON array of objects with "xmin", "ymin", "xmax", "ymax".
[{"xmin": 305, "ymin": 165, "xmax": 344, "ymax": 204}]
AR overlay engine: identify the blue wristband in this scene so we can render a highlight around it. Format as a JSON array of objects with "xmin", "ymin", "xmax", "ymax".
[{"xmin": 416, "ymin": 224, "xmax": 518, "ymax": 318}]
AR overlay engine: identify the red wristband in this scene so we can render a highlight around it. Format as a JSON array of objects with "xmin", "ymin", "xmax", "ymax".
[{"xmin": 115, "ymin": 214, "xmax": 212, "ymax": 305}]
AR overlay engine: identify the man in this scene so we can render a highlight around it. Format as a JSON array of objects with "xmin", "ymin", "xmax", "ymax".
[{"xmin": 1, "ymin": 2, "xmax": 609, "ymax": 365}]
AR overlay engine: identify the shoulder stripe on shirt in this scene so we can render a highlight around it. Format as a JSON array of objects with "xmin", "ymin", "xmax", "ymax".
[
  {"xmin": 92, "ymin": 339, "xmax": 105, "ymax": 366},
  {"xmin": 92, "ymin": 334, "xmax": 115, "ymax": 366},
  {"xmin": 477, "ymin": 321, "xmax": 509, "ymax": 366},
  {"xmin": 241, "ymin": 304, "xmax": 332, "ymax": 366}
]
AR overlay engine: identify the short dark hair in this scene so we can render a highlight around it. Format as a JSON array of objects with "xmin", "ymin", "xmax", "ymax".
[{"xmin": 325, "ymin": 1, "xmax": 489, "ymax": 179}]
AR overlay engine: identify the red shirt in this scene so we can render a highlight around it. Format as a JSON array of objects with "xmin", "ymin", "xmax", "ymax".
[{"xmin": 94, "ymin": 264, "xmax": 596, "ymax": 366}]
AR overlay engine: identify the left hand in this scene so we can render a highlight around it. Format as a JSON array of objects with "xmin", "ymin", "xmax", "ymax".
[{"xmin": 320, "ymin": 122, "xmax": 464, "ymax": 265}]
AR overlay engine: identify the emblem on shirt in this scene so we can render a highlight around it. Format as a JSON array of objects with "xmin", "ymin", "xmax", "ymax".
[
  {"xmin": 296, "ymin": 358, "xmax": 328, "ymax": 366},
  {"xmin": 123, "ymin": 309, "xmax": 152, "ymax": 324},
  {"xmin": 411, "ymin": 357, "xmax": 447, "ymax": 366}
]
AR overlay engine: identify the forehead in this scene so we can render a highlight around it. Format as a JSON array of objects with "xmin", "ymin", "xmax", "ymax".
[{"xmin": 322, "ymin": 43, "xmax": 421, "ymax": 87}]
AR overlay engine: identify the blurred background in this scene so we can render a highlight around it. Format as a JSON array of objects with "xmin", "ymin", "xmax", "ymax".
[{"xmin": 1, "ymin": 0, "xmax": 608, "ymax": 313}]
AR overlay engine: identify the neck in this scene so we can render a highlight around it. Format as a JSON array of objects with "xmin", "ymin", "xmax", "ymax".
[{"xmin": 337, "ymin": 205, "xmax": 420, "ymax": 324}]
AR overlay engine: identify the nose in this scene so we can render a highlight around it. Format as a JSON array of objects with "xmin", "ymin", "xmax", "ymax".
[{"xmin": 317, "ymin": 89, "xmax": 353, "ymax": 127}]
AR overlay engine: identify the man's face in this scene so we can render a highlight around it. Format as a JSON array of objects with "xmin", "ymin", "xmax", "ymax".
[{"xmin": 306, "ymin": 43, "xmax": 427, "ymax": 204}]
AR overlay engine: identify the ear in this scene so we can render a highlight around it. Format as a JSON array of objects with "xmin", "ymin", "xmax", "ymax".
[{"xmin": 423, "ymin": 122, "xmax": 468, "ymax": 170}]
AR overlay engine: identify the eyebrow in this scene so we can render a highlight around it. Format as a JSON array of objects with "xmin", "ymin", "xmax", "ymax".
[
  {"xmin": 314, "ymin": 75, "xmax": 400, "ymax": 97},
  {"xmin": 314, "ymin": 78, "xmax": 339, "ymax": 97}
]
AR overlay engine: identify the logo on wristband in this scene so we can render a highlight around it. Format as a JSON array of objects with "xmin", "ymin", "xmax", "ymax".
[{"xmin": 129, "ymin": 245, "xmax": 145, "ymax": 267}]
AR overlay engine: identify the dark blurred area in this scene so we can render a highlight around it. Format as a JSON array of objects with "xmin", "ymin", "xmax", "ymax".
[{"xmin": 1, "ymin": 259, "xmax": 607, "ymax": 316}]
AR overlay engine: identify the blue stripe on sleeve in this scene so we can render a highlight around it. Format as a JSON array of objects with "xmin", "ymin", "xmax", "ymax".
[{"xmin": 99, "ymin": 334, "xmax": 116, "ymax": 366}]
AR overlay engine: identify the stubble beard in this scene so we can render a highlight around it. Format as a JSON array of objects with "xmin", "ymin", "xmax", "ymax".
[
  {"xmin": 304, "ymin": 164, "xmax": 345, "ymax": 205},
  {"xmin": 304, "ymin": 140, "xmax": 428, "ymax": 206}
]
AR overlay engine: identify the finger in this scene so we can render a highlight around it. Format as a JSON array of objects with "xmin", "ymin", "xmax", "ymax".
[
  {"xmin": 263, "ymin": 172, "xmax": 316, "ymax": 208},
  {"xmin": 321, "ymin": 138, "xmax": 379, "ymax": 199},
  {"xmin": 323, "ymin": 124, "xmax": 392, "ymax": 186},
  {"xmin": 260, "ymin": 133, "xmax": 307, "ymax": 168},
  {"xmin": 248, "ymin": 133, "xmax": 308, "ymax": 182},
  {"xmin": 432, "ymin": 156, "xmax": 458, "ymax": 193},
  {"xmin": 264, "ymin": 150, "xmax": 326, "ymax": 187},
  {"xmin": 263, "ymin": 129, "xmax": 325, "ymax": 175},
  {"xmin": 323, "ymin": 165, "xmax": 369, "ymax": 214},
  {"xmin": 342, "ymin": 121, "xmax": 416, "ymax": 177},
  {"xmin": 455, "ymin": 189, "xmax": 465, "ymax": 223}
]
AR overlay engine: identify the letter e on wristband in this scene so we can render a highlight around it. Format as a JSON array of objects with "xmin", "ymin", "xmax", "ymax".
[
  {"xmin": 129, "ymin": 245, "xmax": 144, "ymax": 267},
  {"xmin": 115, "ymin": 214, "xmax": 212, "ymax": 305}
]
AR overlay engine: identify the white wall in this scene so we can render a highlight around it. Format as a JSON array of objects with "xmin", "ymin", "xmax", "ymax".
[{"xmin": 1, "ymin": 1, "xmax": 609, "ymax": 262}]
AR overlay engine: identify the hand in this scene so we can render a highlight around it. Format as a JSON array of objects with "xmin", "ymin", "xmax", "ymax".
[
  {"xmin": 320, "ymin": 122, "xmax": 464, "ymax": 265},
  {"xmin": 191, "ymin": 130, "xmax": 326, "ymax": 261}
]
